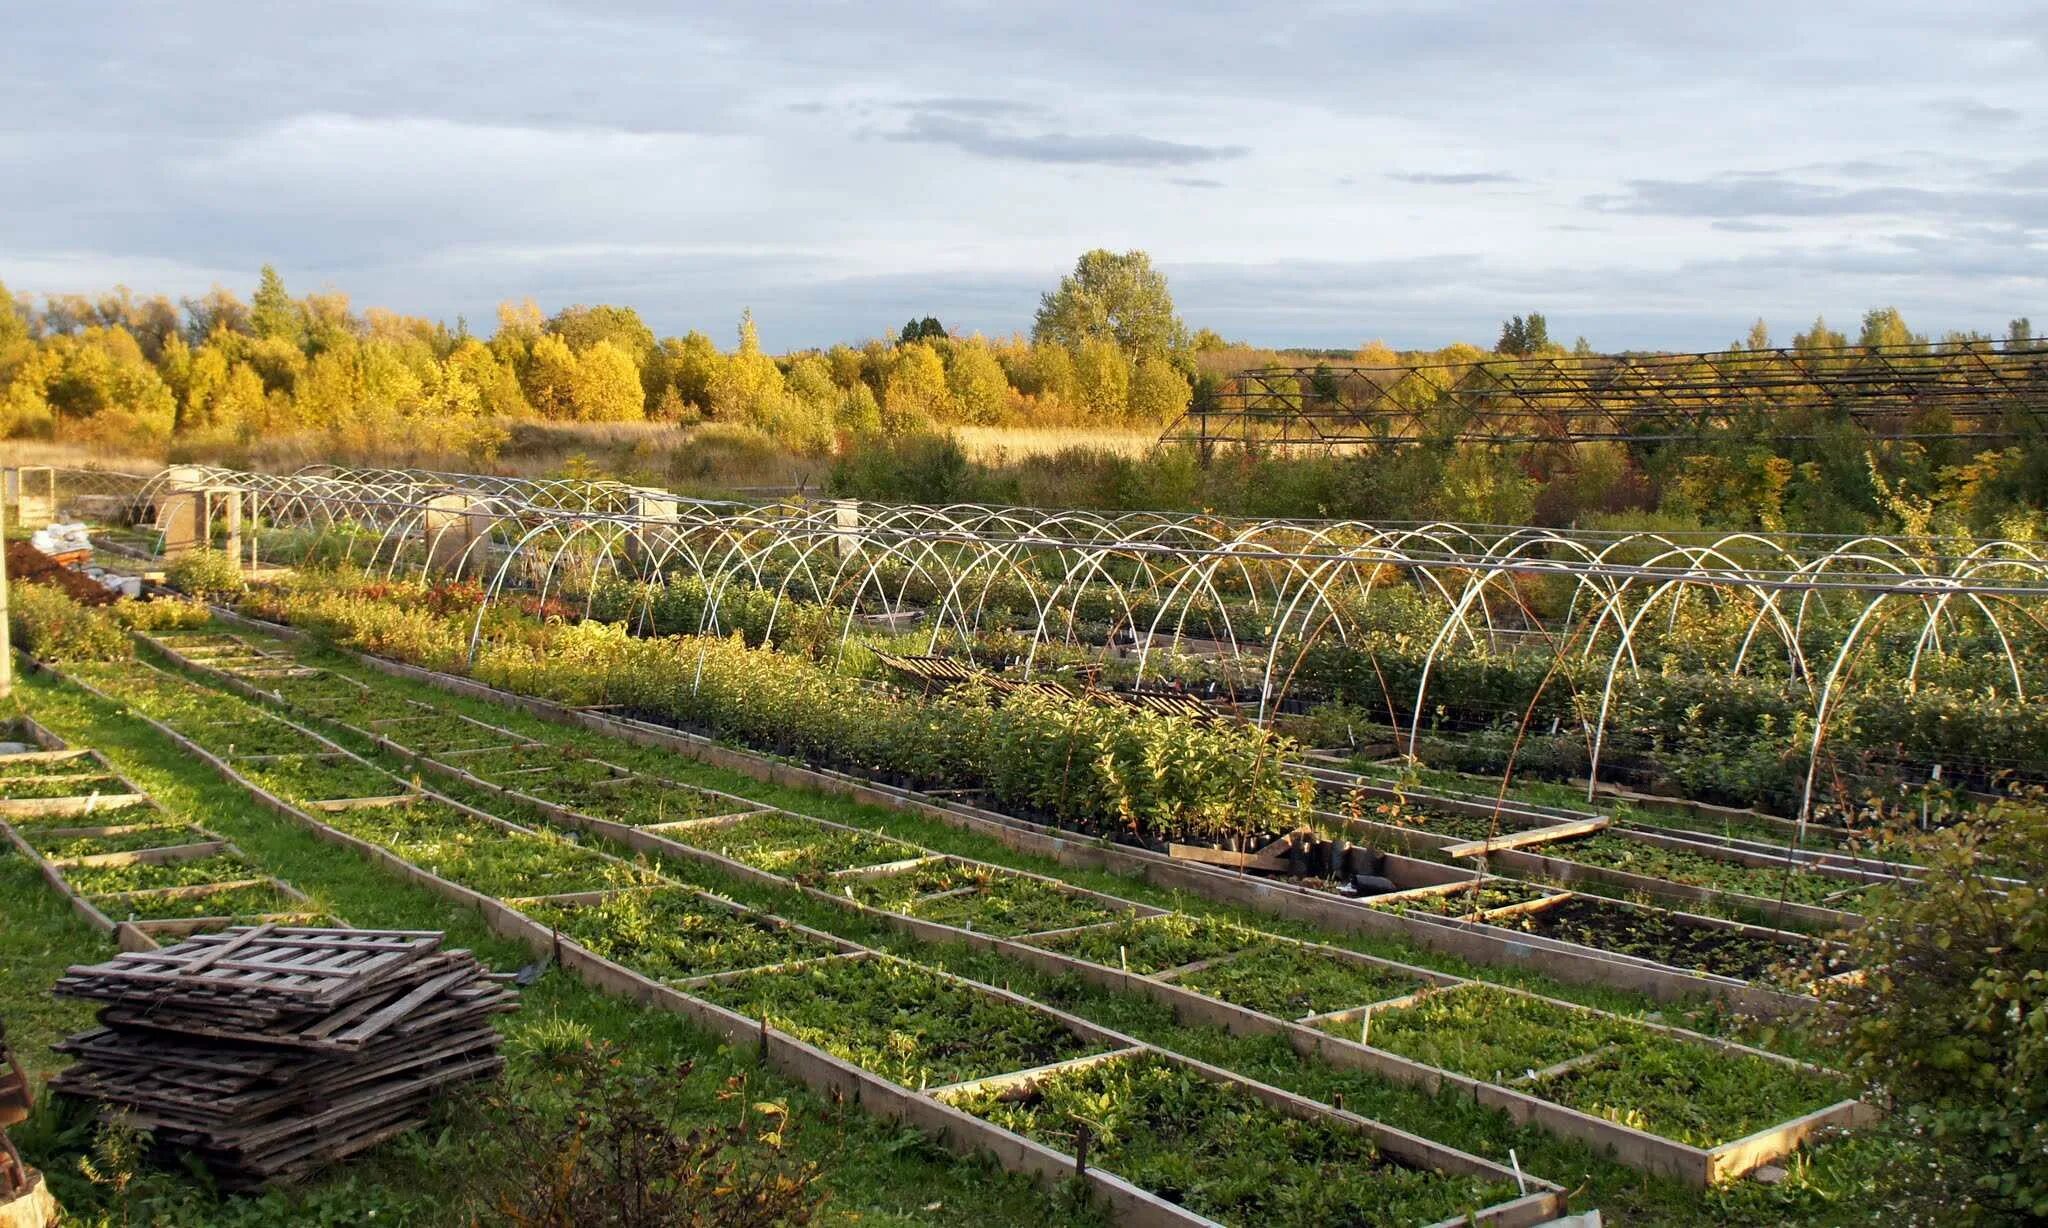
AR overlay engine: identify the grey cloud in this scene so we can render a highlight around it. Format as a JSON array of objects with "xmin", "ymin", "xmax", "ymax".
[
  {"xmin": 1926, "ymin": 97, "xmax": 2022, "ymax": 125},
  {"xmin": 1590, "ymin": 173, "xmax": 2048, "ymax": 228},
  {"xmin": 1390, "ymin": 172, "xmax": 1520, "ymax": 185},
  {"xmin": 889, "ymin": 112, "xmax": 1248, "ymax": 167},
  {"xmin": 1170, "ymin": 177, "xmax": 1225, "ymax": 189},
  {"xmin": 1712, "ymin": 220, "xmax": 1787, "ymax": 233},
  {"xmin": 902, "ymin": 97, "xmax": 1045, "ymax": 117}
]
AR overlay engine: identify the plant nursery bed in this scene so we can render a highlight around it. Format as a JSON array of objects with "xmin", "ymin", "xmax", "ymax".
[
  {"xmin": 180, "ymin": 717, "xmax": 323, "ymax": 758},
  {"xmin": 61, "ymin": 852, "xmax": 257, "ymax": 896},
  {"xmin": 1536, "ymin": 1033, "xmax": 1853, "ymax": 1149},
  {"xmin": 1485, "ymin": 895, "xmax": 1841, "ymax": 983},
  {"xmin": 1362, "ymin": 879, "xmax": 1560, "ymax": 918},
  {"xmin": 321, "ymin": 799, "xmax": 655, "ymax": 900},
  {"xmin": 89, "ymin": 880, "xmax": 310, "ymax": 923},
  {"xmin": 1174, "ymin": 942, "xmax": 1429, "ymax": 1020},
  {"xmin": 0, "ymin": 751, "xmax": 108, "ymax": 778},
  {"xmin": 942, "ymin": 1050, "xmax": 1520, "ymax": 1228},
  {"xmin": 691, "ymin": 956, "xmax": 1107, "ymax": 1089},
  {"xmin": 846, "ymin": 861, "xmax": 1128, "ymax": 937},
  {"xmin": 519, "ymin": 887, "xmax": 842, "ymax": 982},
  {"xmin": 372, "ymin": 714, "xmax": 530, "ymax": 753},
  {"xmin": 28, "ymin": 822, "xmax": 214, "ymax": 860},
  {"xmin": 1501, "ymin": 831, "xmax": 1872, "ymax": 910},
  {"xmin": 1023, "ymin": 913, "xmax": 1263, "ymax": 975},
  {"xmin": 667, "ymin": 811, "xmax": 920, "ymax": 879},
  {"xmin": 0, "ymin": 772, "xmax": 130, "ymax": 799},
  {"xmin": 519, "ymin": 774, "xmax": 749, "ymax": 826},
  {"xmin": 447, "ymin": 746, "xmax": 625, "ymax": 784},
  {"xmin": 237, "ymin": 753, "xmax": 409, "ymax": 804},
  {"xmin": 1, "ymin": 801, "xmax": 162, "ymax": 831},
  {"xmin": 1328, "ymin": 984, "xmax": 1638, "ymax": 1081}
]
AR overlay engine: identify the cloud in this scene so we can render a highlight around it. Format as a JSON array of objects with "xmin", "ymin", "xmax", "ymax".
[
  {"xmin": 1926, "ymin": 97, "xmax": 2022, "ymax": 125},
  {"xmin": 1390, "ymin": 171, "xmax": 1520, "ymax": 185},
  {"xmin": 901, "ymin": 97, "xmax": 1045, "ymax": 117},
  {"xmin": 1589, "ymin": 173, "xmax": 2048, "ymax": 229},
  {"xmin": 1170, "ymin": 177, "xmax": 1225, "ymax": 189},
  {"xmin": 889, "ymin": 112, "xmax": 1248, "ymax": 167},
  {"xmin": 1711, "ymin": 220, "xmax": 1786, "ymax": 233}
]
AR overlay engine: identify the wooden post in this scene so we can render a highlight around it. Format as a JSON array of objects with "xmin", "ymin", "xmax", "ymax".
[
  {"xmin": 1, "ymin": 490, "xmax": 11, "ymax": 701},
  {"xmin": 12, "ymin": 467, "xmax": 56, "ymax": 530},
  {"xmin": 422, "ymin": 493, "xmax": 477, "ymax": 576}
]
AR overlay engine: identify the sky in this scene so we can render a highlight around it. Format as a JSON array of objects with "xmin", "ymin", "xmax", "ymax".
[{"xmin": 3, "ymin": 1, "xmax": 2045, "ymax": 352}]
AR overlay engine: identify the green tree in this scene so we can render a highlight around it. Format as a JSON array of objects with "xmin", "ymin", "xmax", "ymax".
[
  {"xmin": 1495, "ymin": 315, "xmax": 1529, "ymax": 356},
  {"xmin": 945, "ymin": 337, "xmax": 1010, "ymax": 424},
  {"xmin": 1858, "ymin": 306, "xmax": 1919, "ymax": 351},
  {"xmin": 2009, "ymin": 318, "xmax": 2034, "ymax": 351},
  {"xmin": 1127, "ymin": 353, "xmax": 1191, "ymax": 423},
  {"xmin": 1073, "ymin": 337, "xmax": 1132, "ymax": 421},
  {"xmin": 569, "ymin": 339, "xmax": 646, "ymax": 422},
  {"xmin": 1032, "ymin": 249, "xmax": 1186, "ymax": 359},
  {"xmin": 899, "ymin": 316, "xmax": 947, "ymax": 343},
  {"xmin": 523, "ymin": 333, "xmax": 581, "ymax": 419},
  {"xmin": 883, "ymin": 341, "xmax": 951, "ymax": 433},
  {"xmin": 0, "ymin": 279, "xmax": 26, "ymax": 351},
  {"xmin": 249, "ymin": 263, "xmax": 306, "ymax": 347},
  {"xmin": 1745, "ymin": 318, "xmax": 1772, "ymax": 351},
  {"xmin": 548, "ymin": 304, "xmax": 657, "ymax": 367},
  {"xmin": 1794, "ymin": 314, "xmax": 1848, "ymax": 351}
]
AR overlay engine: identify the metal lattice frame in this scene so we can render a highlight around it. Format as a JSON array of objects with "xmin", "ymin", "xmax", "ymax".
[
  {"xmin": 1165, "ymin": 339, "xmax": 2048, "ymax": 450},
  {"xmin": 54, "ymin": 464, "xmax": 2048, "ymax": 822}
]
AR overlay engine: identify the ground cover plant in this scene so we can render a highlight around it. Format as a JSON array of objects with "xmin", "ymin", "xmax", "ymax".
[
  {"xmin": 945, "ymin": 1051, "xmax": 1517, "ymax": 1227},
  {"xmin": 0, "ymin": 772, "xmax": 132, "ymax": 799},
  {"xmin": 1362, "ymin": 879, "xmax": 1558, "ymax": 917},
  {"xmin": 370, "ymin": 714, "xmax": 528, "ymax": 754},
  {"xmin": 1173, "ymin": 943, "xmax": 1427, "ymax": 1019},
  {"xmin": 1492, "ymin": 895, "xmax": 1837, "ymax": 983},
  {"xmin": 1517, "ymin": 830, "xmax": 1875, "ymax": 910},
  {"xmin": 0, "ymin": 801, "xmax": 161, "ymax": 830},
  {"xmin": 1538, "ymin": 1033, "xmax": 1852, "ymax": 1148},
  {"xmin": 2, "ymin": 665, "xmax": 1110, "ymax": 1228},
  {"xmin": 692, "ymin": 957, "xmax": 1106, "ymax": 1089},
  {"xmin": 89, "ymin": 880, "xmax": 312, "ymax": 922},
  {"xmin": 1022, "ymin": 912, "xmax": 1261, "ymax": 974},
  {"xmin": 521, "ymin": 773, "xmax": 750, "ymax": 826},
  {"xmin": 26, "ymin": 822, "xmax": 212, "ymax": 860},
  {"xmin": 321, "ymin": 799, "xmax": 658, "ymax": 900},
  {"xmin": 237, "ymin": 752, "xmax": 406, "ymax": 802},
  {"xmin": 664, "ymin": 811, "xmax": 920, "ymax": 879},
  {"xmin": 450, "ymin": 746, "xmax": 625, "ymax": 784},
  {"xmin": 519, "ymin": 886, "xmax": 840, "ymax": 981},
  {"xmin": 59, "ymin": 850, "xmax": 257, "ymax": 895},
  {"xmin": 0, "ymin": 752, "xmax": 107, "ymax": 777},
  {"xmin": 843, "ymin": 860, "xmax": 1124, "ymax": 936},
  {"xmin": 1334, "ymin": 984, "xmax": 1636, "ymax": 1081}
]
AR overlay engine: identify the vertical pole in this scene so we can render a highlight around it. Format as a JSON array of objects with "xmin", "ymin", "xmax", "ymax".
[{"xmin": 1, "ymin": 492, "xmax": 12, "ymax": 701}]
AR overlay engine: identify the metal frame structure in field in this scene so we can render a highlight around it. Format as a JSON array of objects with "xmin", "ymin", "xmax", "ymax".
[
  {"xmin": 31, "ymin": 464, "xmax": 2048, "ymax": 821},
  {"xmin": 1164, "ymin": 339, "xmax": 2048, "ymax": 451}
]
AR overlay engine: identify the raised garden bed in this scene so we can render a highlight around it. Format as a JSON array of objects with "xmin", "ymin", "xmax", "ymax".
[
  {"xmin": 320, "ymin": 799, "xmax": 655, "ymax": 900},
  {"xmin": 0, "ymin": 751, "xmax": 106, "ymax": 777},
  {"xmin": 519, "ymin": 774, "xmax": 749, "ymax": 826},
  {"xmin": 27, "ymin": 823, "xmax": 213, "ymax": 860},
  {"xmin": 61, "ymin": 852, "xmax": 257, "ymax": 896},
  {"xmin": 1362, "ymin": 879, "xmax": 1560, "ymax": 918},
  {"xmin": 691, "ymin": 956, "xmax": 1107, "ymax": 1089},
  {"xmin": 236, "ymin": 753, "xmax": 409, "ymax": 804},
  {"xmin": 1538, "ymin": 1033, "xmax": 1854, "ymax": 1149},
  {"xmin": 666, "ymin": 811, "xmax": 919, "ymax": 879},
  {"xmin": 1485, "ymin": 895, "xmax": 1843, "ymax": 984},
  {"xmin": 1486, "ymin": 830, "xmax": 1875, "ymax": 911},
  {"xmin": 1, "ymin": 801, "xmax": 163, "ymax": 830},
  {"xmin": 0, "ymin": 772, "xmax": 130, "ymax": 799},
  {"xmin": 519, "ymin": 887, "xmax": 841, "ymax": 982},
  {"xmin": 1174, "ymin": 942, "xmax": 1427, "ymax": 1020},
  {"xmin": 446, "ymin": 746, "xmax": 625, "ymax": 784},
  {"xmin": 1023, "ymin": 912, "xmax": 1261, "ymax": 975},
  {"xmin": 371, "ymin": 714, "xmax": 531, "ymax": 754},
  {"xmin": 88, "ymin": 880, "xmax": 312, "ymax": 923},
  {"xmin": 942, "ymin": 1051, "xmax": 1519, "ymax": 1227},
  {"xmin": 846, "ymin": 860, "xmax": 1127, "ymax": 937}
]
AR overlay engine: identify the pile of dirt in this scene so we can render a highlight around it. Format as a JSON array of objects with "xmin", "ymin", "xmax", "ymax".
[{"xmin": 5, "ymin": 540, "xmax": 117, "ymax": 605}]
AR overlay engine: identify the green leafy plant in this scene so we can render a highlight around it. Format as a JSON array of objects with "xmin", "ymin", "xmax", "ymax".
[
  {"xmin": 1822, "ymin": 799, "xmax": 2048, "ymax": 1216},
  {"xmin": 162, "ymin": 549, "xmax": 247, "ymax": 602}
]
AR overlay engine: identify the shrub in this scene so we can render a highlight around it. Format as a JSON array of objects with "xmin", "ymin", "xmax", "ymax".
[
  {"xmin": 163, "ymin": 548, "xmax": 246, "ymax": 601},
  {"xmin": 6, "ymin": 584, "xmax": 132, "ymax": 661},
  {"xmin": 1823, "ymin": 799, "xmax": 2048, "ymax": 1216},
  {"xmin": 112, "ymin": 596, "xmax": 213, "ymax": 632},
  {"xmin": 469, "ymin": 1042, "xmax": 822, "ymax": 1227}
]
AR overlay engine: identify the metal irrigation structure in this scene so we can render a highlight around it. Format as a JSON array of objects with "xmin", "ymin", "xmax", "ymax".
[
  {"xmin": 38, "ymin": 463, "xmax": 2048, "ymax": 822},
  {"xmin": 1163, "ymin": 339, "xmax": 2048, "ymax": 452}
]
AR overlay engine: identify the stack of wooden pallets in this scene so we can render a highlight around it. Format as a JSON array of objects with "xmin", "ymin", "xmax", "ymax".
[{"xmin": 50, "ymin": 926, "xmax": 515, "ymax": 1188}]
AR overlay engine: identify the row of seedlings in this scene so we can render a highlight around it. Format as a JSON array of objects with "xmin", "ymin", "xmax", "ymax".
[
  {"xmin": 0, "ymin": 716, "xmax": 322, "ymax": 949},
  {"xmin": 1305, "ymin": 761, "xmax": 1921, "ymax": 929},
  {"xmin": 76, "ymin": 640, "xmax": 1566, "ymax": 1228},
  {"xmin": 198, "ymin": 605, "xmax": 1845, "ymax": 1018},
  {"xmin": 175, "ymin": 643, "xmax": 1875, "ymax": 1190}
]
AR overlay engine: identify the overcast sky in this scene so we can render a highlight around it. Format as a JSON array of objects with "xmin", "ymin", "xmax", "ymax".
[{"xmin": 4, "ymin": 2, "xmax": 2044, "ymax": 351}]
